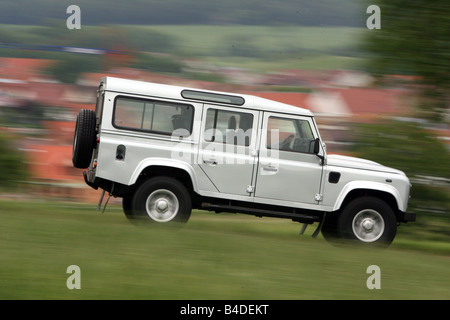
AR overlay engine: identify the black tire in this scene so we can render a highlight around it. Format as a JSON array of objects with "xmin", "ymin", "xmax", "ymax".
[
  {"xmin": 123, "ymin": 195, "xmax": 143, "ymax": 225},
  {"xmin": 321, "ymin": 213, "xmax": 340, "ymax": 242},
  {"xmin": 337, "ymin": 197, "xmax": 397, "ymax": 247},
  {"xmin": 129, "ymin": 177, "xmax": 191, "ymax": 223},
  {"xmin": 122, "ymin": 195, "xmax": 134, "ymax": 218},
  {"xmin": 72, "ymin": 109, "xmax": 96, "ymax": 169}
]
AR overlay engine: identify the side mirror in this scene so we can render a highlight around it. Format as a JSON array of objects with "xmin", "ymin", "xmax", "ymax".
[
  {"xmin": 313, "ymin": 138, "xmax": 320, "ymax": 154},
  {"xmin": 313, "ymin": 138, "xmax": 325, "ymax": 164}
]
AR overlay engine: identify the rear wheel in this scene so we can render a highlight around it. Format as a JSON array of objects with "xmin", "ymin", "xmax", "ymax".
[
  {"xmin": 126, "ymin": 177, "xmax": 191, "ymax": 223},
  {"xmin": 72, "ymin": 109, "xmax": 96, "ymax": 169}
]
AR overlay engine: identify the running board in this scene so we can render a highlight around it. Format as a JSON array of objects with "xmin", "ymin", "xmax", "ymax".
[{"xmin": 201, "ymin": 203, "xmax": 319, "ymax": 224}]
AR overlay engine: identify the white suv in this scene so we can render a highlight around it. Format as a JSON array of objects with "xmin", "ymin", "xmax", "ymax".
[{"xmin": 73, "ymin": 77, "xmax": 415, "ymax": 246}]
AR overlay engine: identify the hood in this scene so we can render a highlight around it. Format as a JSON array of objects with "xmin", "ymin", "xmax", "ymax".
[{"xmin": 327, "ymin": 154, "xmax": 404, "ymax": 175}]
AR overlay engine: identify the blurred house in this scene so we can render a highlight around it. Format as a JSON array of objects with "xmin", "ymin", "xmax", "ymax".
[
  {"xmin": 245, "ymin": 86, "xmax": 413, "ymax": 153},
  {"xmin": 259, "ymin": 69, "xmax": 372, "ymax": 89},
  {"xmin": 0, "ymin": 57, "xmax": 100, "ymax": 202},
  {"xmin": 0, "ymin": 57, "xmax": 54, "ymax": 82},
  {"xmin": 306, "ymin": 87, "xmax": 413, "ymax": 153},
  {"xmin": 78, "ymin": 68, "xmax": 241, "ymax": 93}
]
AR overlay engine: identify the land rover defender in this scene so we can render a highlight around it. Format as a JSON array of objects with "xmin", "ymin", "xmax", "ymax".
[{"xmin": 72, "ymin": 77, "xmax": 415, "ymax": 246}]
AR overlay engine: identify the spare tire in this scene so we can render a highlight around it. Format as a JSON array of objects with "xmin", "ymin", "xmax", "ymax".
[{"xmin": 72, "ymin": 109, "xmax": 96, "ymax": 169}]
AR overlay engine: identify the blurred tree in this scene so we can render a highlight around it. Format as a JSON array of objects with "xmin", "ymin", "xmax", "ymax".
[
  {"xmin": 131, "ymin": 53, "xmax": 183, "ymax": 73},
  {"xmin": 0, "ymin": 133, "xmax": 28, "ymax": 191},
  {"xmin": 122, "ymin": 28, "xmax": 177, "ymax": 54},
  {"xmin": 45, "ymin": 54, "xmax": 102, "ymax": 83},
  {"xmin": 227, "ymin": 35, "xmax": 264, "ymax": 58},
  {"xmin": 363, "ymin": 0, "xmax": 450, "ymax": 123},
  {"xmin": 351, "ymin": 120, "xmax": 450, "ymax": 210},
  {"xmin": 352, "ymin": 120, "xmax": 449, "ymax": 178}
]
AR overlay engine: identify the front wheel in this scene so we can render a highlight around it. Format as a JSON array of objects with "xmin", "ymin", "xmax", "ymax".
[
  {"xmin": 337, "ymin": 197, "xmax": 397, "ymax": 247},
  {"xmin": 127, "ymin": 177, "xmax": 192, "ymax": 223}
]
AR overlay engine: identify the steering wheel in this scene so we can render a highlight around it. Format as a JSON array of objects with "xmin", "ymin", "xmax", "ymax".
[
  {"xmin": 280, "ymin": 134, "xmax": 294, "ymax": 150},
  {"xmin": 293, "ymin": 138, "xmax": 309, "ymax": 152}
]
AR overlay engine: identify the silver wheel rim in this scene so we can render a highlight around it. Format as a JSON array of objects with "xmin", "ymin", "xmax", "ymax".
[
  {"xmin": 145, "ymin": 189, "xmax": 179, "ymax": 222},
  {"xmin": 352, "ymin": 209, "xmax": 385, "ymax": 242}
]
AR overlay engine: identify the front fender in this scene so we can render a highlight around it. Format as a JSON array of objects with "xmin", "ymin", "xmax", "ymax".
[{"xmin": 333, "ymin": 181, "xmax": 406, "ymax": 212}]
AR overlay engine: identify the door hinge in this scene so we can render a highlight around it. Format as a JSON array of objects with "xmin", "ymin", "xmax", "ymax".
[
  {"xmin": 314, "ymin": 193, "xmax": 323, "ymax": 202},
  {"xmin": 246, "ymin": 185, "xmax": 255, "ymax": 194}
]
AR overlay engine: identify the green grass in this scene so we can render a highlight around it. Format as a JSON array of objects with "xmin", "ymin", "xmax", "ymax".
[
  {"xmin": 143, "ymin": 25, "xmax": 363, "ymax": 54},
  {"xmin": 0, "ymin": 24, "xmax": 366, "ymax": 72},
  {"xmin": 0, "ymin": 199, "xmax": 448, "ymax": 300},
  {"xmin": 127, "ymin": 25, "xmax": 366, "ymax": 71}
]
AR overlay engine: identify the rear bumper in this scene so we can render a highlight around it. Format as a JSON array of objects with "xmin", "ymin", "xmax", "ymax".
[{"xmin": 83, "ymin": 170, "xmax": 98, "ymax": 190}]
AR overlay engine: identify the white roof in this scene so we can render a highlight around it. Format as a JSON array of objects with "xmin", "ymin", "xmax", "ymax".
[{"xmin": 101, "ymin": 77, "xmax": 313, "ymax": 117}]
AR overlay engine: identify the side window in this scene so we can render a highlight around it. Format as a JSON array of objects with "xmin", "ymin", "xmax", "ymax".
[
  {"xmin": 113, "ymin": 97, "xmax": 194, "ymax": 136},
  {"xmin": 267, "ymin": 116, "xmax": 315, "ymax": 153},
  {"xmin": 204, "ymin": 108, "xmax": 253, "ymax": 146}
]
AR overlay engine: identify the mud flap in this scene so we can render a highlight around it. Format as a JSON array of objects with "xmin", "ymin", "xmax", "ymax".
[
  {"xmin": 96, "ymin": 189, "xmax": 106, "ymax": 211},
  {"xmin": 299, "ymin": 223, "xmax": 308, "ymax": 235},
  {"xmin": 299, "ymin": 213, "xmax": 326, "ymax": 238},
  {"xmin": 312, "ymin": 213, "xmax": 326, "ymax": 239}
]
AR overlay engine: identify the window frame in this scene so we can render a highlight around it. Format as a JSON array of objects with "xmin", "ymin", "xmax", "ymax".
[
  {"xmin": 112, "ymin": 95, "xmax": 195, "ymax": 137},
  {"xmin": 266, "ymin": 115, "xmax": 316, "ymax": 155},
  {"xmin": 203, "ymin": 107, "xmax": 254, "ymax": 147}
]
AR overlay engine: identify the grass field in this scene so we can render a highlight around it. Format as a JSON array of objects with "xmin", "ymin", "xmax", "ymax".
[
  {"xmin": 0, "ymin": 199, "xmax": 448, "ymax": 300},
  {"xmin": 0, "ymin": 24, "xmax": 366, "ymax": 72},
  {"xmin": 112, "ymin": 25, "xmax": 366, "ymax": 71}
]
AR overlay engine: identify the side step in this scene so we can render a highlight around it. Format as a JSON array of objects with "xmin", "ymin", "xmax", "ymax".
[{"xmin": 201, "ymin": 203, "xmax": 319, "ymax": 224}]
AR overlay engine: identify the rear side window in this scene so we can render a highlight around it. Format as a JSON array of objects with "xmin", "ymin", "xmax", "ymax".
[
  {"xmin": 204, "ymin": 108, "xmax": 253, "ymax": 146},
  {"xmin": 113, "ymin": 96, "xmax": 194, "ymax": 136}
]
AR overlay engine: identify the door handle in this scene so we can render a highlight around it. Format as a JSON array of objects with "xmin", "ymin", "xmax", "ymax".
[
  {"xmin": 203, "ymin": 159, "xmax": 218, "ymax": 165},
  {"xmin": 262, "ymin": 165, "xmax": 278, "ymax": 172}
]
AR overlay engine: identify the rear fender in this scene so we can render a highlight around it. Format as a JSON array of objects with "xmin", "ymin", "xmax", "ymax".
[{"xmin": 129, "ymin": 158, "xmax": 198, "ymax": 192}]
